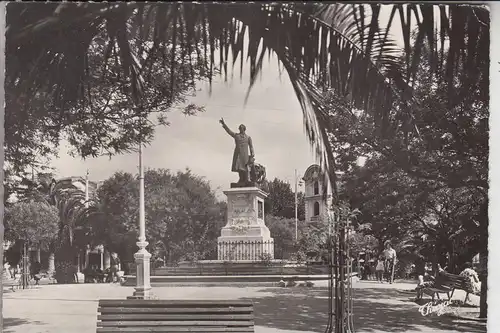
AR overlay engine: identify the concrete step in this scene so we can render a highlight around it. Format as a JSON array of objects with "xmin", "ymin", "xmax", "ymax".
[
  {"xmin": 151, "ymin": 267, "xmax": 328, "ymax": 276},
  {"xmin": 123, "ymin": 274, "xmax": 332, "ymax": 287}
]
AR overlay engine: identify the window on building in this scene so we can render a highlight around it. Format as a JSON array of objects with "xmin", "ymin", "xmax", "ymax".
[
  {"xmin": 313, "ymin": 201, "xmax": 320, "ymax": 216},
  {"xmin": 313, "ymin": 181, "xmax": 319, "ymax": 195}
]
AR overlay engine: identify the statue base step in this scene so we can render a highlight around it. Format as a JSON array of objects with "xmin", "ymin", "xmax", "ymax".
[{"xmin": 230, "ymin": 181, "xmax": 257, "ymax": 188}]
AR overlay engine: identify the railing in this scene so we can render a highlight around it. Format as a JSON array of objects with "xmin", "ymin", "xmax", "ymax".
[
  {"xmin": 217, "ymin": 240, "xmax": 275, "ymax": 261},
  {"xmin": 150, "ymin": 261, "xmax": 330, "ymax": 276}
]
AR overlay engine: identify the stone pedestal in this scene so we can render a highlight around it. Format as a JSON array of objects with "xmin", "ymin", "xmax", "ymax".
[
  {"xmin": 217, "ymin": 187, "xmax": 274, "ymax": 261},
  {"xmin": 128, "ymin": 242, "xmax": 155, "ymax": 300}
]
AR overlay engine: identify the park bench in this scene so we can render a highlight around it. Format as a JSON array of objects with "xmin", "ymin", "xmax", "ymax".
[
  {"xmin": 2, "ymin": 272, "xmax": 34, "ymax": 291},
  {"xmin": 96, "ymin": 299, "xmax": 255, "ymax": 332},
  {"xmin": 3, "ymin": 275, "xmax": 21, "ymax": 291},
  {"xmin": 417, "ymin": 271, "xmax": 471, "ymax": 302}
]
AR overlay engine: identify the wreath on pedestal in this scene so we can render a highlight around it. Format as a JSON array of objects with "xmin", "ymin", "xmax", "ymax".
[{"xmin": 230, "ymin": 218, "xmax": 250, "ymax": 234}]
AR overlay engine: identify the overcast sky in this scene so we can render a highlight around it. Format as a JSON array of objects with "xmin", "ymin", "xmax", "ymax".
[
  {"xmin": 51, "ymin": 56, "xmax": 315, "ymax": 197},
  {"xmin": 49, "ymin": 5, "xmax": 415, "ymax": 199}
]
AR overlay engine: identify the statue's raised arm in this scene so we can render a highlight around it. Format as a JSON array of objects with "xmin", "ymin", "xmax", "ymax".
[{"xmin": 219, "ymin": 118, "xmax": 236, "ymax": 138}]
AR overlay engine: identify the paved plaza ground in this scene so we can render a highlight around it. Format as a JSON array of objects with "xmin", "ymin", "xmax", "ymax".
[{"xmin": 3, "ymin": 280, "xmax": 486, "ymax": 333}]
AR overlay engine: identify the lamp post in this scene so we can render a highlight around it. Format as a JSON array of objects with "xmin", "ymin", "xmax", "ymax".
[
  {"xmin": 294, "ymin": 169, "xmax": 298, "ymax": 240},
  {"xmin": 85, "ymin": 170, "xmax": 89, "ymax": 207},
  {"xmin": 294, "ymin": 169, "xmax": 303, "ymax": 241},
  {"xmin": 129, "ymin": 125, "xmax": 153, "ymax": 299}
]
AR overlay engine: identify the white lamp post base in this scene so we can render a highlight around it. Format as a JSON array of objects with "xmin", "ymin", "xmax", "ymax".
[{"xmin": 127, "ymin": 241, "xmax": 156, "ymax": 300}]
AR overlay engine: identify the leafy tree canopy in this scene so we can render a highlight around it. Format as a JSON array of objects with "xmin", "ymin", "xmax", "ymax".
[
  {"xmin": 263, "ymin": 178, "xmax": 305, "ymax": 221},
  {"xmin": 4, "ymin": 200, "xmax": 59, "ymax": 250},
  {"xmin": 92, "ymin": 168, "xmax": 225, "ymax": 263},
  {"xmin": 5, "ymin": 3, "xmax": 488, "ymax": 199},
  {"xmin": 337, "ymin": 38, "xmax": 487, "ymax": 275}
]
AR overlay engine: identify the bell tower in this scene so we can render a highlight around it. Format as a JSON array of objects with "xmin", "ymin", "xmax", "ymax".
[{"xmin": 302, "ymin": 165, "xmax": 332, "ymax": 222}]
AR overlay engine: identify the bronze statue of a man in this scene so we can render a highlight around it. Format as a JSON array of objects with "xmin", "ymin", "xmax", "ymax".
[{"xmin": 220, "ymin": 118, "xmax": 254, "ymax": 185}]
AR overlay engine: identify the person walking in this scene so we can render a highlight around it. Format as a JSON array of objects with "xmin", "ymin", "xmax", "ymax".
[
  {"xmin": 375, "ymin": 255, "xmax": 385, "ymax": 282},
  {"xmin": 383, "ymin": 242, "xmax": 397, "ymax": 283},
  {"xmin": 109, "ymin": 253, "xmax": 121, "ymax": 283}
]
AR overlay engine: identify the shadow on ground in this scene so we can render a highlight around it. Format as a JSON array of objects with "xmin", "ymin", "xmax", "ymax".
[
  {"xmin": 240, "ymin": 287, "xmax": 486, "ymax": 333},
  {"xmin": 4, "ymin": 318, "xmax": 44, "ymax": 333}
]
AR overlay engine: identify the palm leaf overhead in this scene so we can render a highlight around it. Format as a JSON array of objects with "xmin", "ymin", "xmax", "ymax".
[
  {"xmin": 6, "ymin": 3, "xmax": 489, "ymax": 199},
  {"xmin": 43, "ymin": 176, "xmax": 97, "ymax": 248}
]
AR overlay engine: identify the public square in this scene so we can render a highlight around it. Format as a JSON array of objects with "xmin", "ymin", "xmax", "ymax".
[
  {"xmin": 3, "ymin": 280, "xmax": 486, "ymax": 333},
  {"xmin": 3, "ymin": 3, "xmax": 491, "ymax": 333}
]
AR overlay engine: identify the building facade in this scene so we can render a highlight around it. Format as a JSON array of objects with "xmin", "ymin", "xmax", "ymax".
[{"xmin": 302, "ymin": 164, "xmax": 343, "ymax": 223}]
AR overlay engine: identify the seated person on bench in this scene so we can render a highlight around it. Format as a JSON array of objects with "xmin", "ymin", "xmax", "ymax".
[
  {"xmin": 95, "ymin": 267, "xmax": 105, "ymax": 283},
  {"xmin": 30, "ymin": 261, "xmax": 42, "ymax": 285},
  {"xmin": 415, "ymin": 264, "xmax": 445, "ymax": 298},
  {"xmin": 459, "ymin": 262, "xmax": 481, "ymax": 301}
]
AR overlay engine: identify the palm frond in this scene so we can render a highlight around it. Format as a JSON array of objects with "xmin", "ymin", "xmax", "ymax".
[{"xmin": 6, "ymin": 3, "xmax": 489, "ymax": 200}]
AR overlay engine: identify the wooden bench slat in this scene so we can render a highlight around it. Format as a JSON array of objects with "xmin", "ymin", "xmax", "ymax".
[
  {"xmin": 98, "ymin": 307, "xmax": 254, "ymax": 314},
  {"xmin": 97, "ymin": 327, "xmax": 254, "ymax": 332},
  {"xmin": 98, "ymin": 320, "xmax": 253, "ymax": 327},
  {"xmin": 417, "ymin": 272, "xmax": 472, "ymax": 302},
  {"xmin": 96, "ymin": 300, "xmax": 255, "ymax": 333},
  {"xmin": 421, "ymin": 288, "xmax": 449, "ymax": 296},
  {"xmin": 98, "ymin": 314, "xmax": 253, "ymax": 321},
  {"xmin": 424, "ymin": 286, "xmax": 451, "ymax": 292},
  {"xmin": 99, "ymin": 300, "xmax": 252, "ymax": 307}
]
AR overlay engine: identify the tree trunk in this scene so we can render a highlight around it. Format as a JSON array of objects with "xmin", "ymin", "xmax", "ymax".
[
  {"xmin": 0, "ymin": 4, "xmax": 6, "ymax": 329},
  {"xmin": 22, "ymin": 242, "xmax": 29, "ymax": 289},
  {"xmin": 48, "ymin": 253, "xmax": 55, "ymax": 274},
  {"xmin": 479, "ymin": 199, "xmax": 488, "ymax": 319},
  {"xmin": 104, "ymin": 249, "xmax": 111, "ymax": 270},
  {"xmin": 479, "ymin": 248, "xmax": 487, "ymax": 318},
  {"xmin": 0, "ymin": 210, "xmax": 4, "ymax": 330},
  {"xmin": 55, "ymin": 244, "xmax": 77, "ymax": 284}
]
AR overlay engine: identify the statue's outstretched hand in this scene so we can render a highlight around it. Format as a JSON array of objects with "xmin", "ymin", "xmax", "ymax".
[{"xmin": 219, "ymin": 118, "xmax": 225, "ymax": 125}]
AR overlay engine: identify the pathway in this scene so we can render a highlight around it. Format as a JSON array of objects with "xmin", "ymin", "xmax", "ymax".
[{"xmin": 2, "ymin": 280, "xmax": 486, "ymax": 333}]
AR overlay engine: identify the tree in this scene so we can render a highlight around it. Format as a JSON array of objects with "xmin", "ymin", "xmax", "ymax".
[
  {"xmin": 5, "ymin": 2, "xmax": 209, "ymax": 189},
  {"xmin": 265, "ymin": 215, "xmax": 306, "ymax": 259},
  {"xmin": 144, "ymin": 169, "xmax": 225, "ymax": 262},
  {"xmin": 4, "ymin": 200, "xmax": 59, "ymax": 250},
  {"xmin": 5, "ymin": 3, "xmax": 488, "ymax": 265},
  {"xmin": 94, "ymin": 169, "xmax": 225, "ymax": 264},
  {"xmin": 264, "ymin": 178, "xmax": 305, "ymax": 221},
  {"xmin": 88, "ymin": 172, "xmax": 139, "ymax": 268},
  {"xmin": 5, "ymin": 3, "xmax": 488, "ymax": 190},
  {"xmin": 328, "ymin": 33, "xmax": 488, "ymax": 315},
  {"xmin": 3, "ymin": 201, "xmax": 58, "ymax": 287},
  {"xmin": 9, "ymin": 173, "xmax": 101, "ymax": 281},
  {"xmin": 3, "ymin": 1, "xmax": 489, "ymax": 321},
  {"xmin": 348, "ymin": 232, "xmax": 378, "ymax": 260}
]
